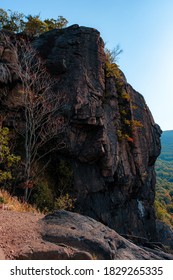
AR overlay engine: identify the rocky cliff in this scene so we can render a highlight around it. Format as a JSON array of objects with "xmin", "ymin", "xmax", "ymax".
[{"xmin": 0, "ymin": 25, "xmax": 161, "ymax": 242}]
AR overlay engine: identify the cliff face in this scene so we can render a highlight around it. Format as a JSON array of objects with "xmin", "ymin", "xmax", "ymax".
[{"xmin": 0, "ymin": 26, "xmax": 161, "ymax": 241}]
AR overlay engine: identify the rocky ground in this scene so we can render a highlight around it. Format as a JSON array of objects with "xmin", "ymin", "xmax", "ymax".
[
  {"xmin": 0, "ymin": 209, "xmax": 173, "ymax": 260},
  {"xmin": 0, "ymin": 210, "xmax": 44, "ymax": 259}
]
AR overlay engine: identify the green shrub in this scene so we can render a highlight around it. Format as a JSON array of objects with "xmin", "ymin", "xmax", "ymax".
[
  {"xmin": 54, "ymin": 193, "xmax": 76, "ymax": 211},
  {"xmin": 0, "ymin": 196, "xmax": 5, "ymax": 204},
  {"xmin": 155, "ymin": 200, "xmax": 173, "ymax": 226},
  {"xmin": 105, "ymin": 49, "xmax": 143, "ymax": 144},
  {"xmin": 0, "ymin": 126, "xmax": 20, "ymax": 183},
  {"xmin": 56, "ymin": 159, "xmax": 74, "ymax": 196},
  {"xmin": 30, "ymin": 181, "xmax": 54, "ymax": 212},
  {"xmin": 0, "ymin": 8, "xmax": 68, "ymax": 35}
]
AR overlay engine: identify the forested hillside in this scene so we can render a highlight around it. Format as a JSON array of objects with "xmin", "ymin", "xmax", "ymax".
[{"xmin": 155, "ymin": 130, "xmax": 173, "ymax": 226}]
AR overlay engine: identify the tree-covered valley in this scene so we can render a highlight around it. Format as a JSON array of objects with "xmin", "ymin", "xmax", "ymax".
[{"xmin": 155, "ymin": 130, "xmax": 173, "ymax": 226}]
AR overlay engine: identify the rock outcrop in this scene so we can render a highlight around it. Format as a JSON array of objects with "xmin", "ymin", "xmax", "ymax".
[
  {"xmin": 39, "ymin": 210, "xmax": 172, "ymax": 260},
  {"xmin": 32, "ymin": 25, "xmax": 161, "ymax": 240},
  {"xmin": 2, "ymin": 210, "xmax": 171, "ymax": 260},
  {"xmin": 0, "ymin": 25, "xmax": 162, "ymax": 243},
  {"xmin": 16, "ymin": 241, "xmax": 93, "ymax": 260}
]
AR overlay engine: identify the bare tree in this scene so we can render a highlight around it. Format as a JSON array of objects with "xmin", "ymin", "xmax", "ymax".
[{"xmin": 0, "ymin": 33, "xmax": 67, "ymax": 200}]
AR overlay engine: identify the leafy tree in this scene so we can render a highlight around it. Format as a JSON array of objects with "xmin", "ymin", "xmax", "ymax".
[
  {"xmin": 0, "ymin": 126, "xmax": 20, "ymax": 183},
  {"xmin": 0, "ymin": 8, "xmax": 8, "ymax": 29},
  {"xmin": 0, "ymin": 9, "xmax": 24, "ymax": 32},
  {"xmin": 44, "ymin": 16, "xmax": 68, "ymax": 30},
  {"xmin": 24, "ymin": 15, "xmax": 48, "ymax": 36},
  {"xmin": 0, "ymin": 8, "xmax": 68, "ymax": 35}
]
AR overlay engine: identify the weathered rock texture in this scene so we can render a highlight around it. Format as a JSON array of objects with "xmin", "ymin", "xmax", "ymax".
[
  {"xmin": 40, "ymin": 210, "xmax": 172, "ymax": 260},
  {"xmin": 1, "ymin": 210, "xmax": 172, "ymax": 260},
  {"xmin": 32, "ymin": 25, "xmax": 161, "ymax": 240},
  {"xmin": 0, "ymin": 26, "xmax": 162, "ymax": 242}
]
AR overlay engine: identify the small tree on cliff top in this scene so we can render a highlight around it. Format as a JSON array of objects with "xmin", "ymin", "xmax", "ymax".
[
  {"xmin": 0, "ymin": 8, "xmax": 68, "ymax": 35},
  {"xmin": 1, "ymin": 33, "xmax": 67, "ymax": 200}
]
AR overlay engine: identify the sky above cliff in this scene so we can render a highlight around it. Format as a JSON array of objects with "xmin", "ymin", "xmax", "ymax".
[{"xmin": 1, "ymin": 0, "xmax": 173, "ymax": 130}]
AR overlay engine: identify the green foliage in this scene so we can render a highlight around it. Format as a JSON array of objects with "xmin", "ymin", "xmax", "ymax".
[
  {"xmin": 0, "ymin": 127, "xmax": 20, "ymax": 183},
  {"xmin": 0, "ymin": 9, "xmax": 25, "ymax": 32},
  {"xmin": 105, "ymin": 48, "xmax": 143, "ymax": 144},
  {"xmin": 0, "ymin": 196, "xmax": 5, "ymax": 204},
  {"xmin": 131, "ymin": 120, "xmax": 143, "ymax": 128},
  {"xmin": 159, "ymin": 130, "xmax": 173, "ymax": 162},
  {"xmin": 53, "ymin": 158, "xmax": 75, "ymax": 211},
  {"xmin": 0, "ymin": 8, "xmax": 68, "ymax": 35},
  {"xmin": 24, "ymin": 15, "xmax": 48, "ymax": 36},
  {"xmin": 29, "ymin": 158, "xmax": 74, "ymax": 212},
  {"xmin": 56, "ymin": 159, "xmax": 74, "ymax": 195},
  {"xmin": 117, "ymin": 129, "xmax": 133, "ymax": 143},
  {"xmin": 45, "ymin": 16, "xmax": 68, "ymax": 29},
  {"xmin": 30, "ymin": 181, "xmax": 54, "ymax": 212},
  {"xmin": 105, "ymin": 46, "xmax": 123, "ymax": 64},
  {"xmin": 154, "ymin": 200, "xmax": 173, "ymax": 226},
  {"xmin": 54, "ymin": 193, "xmax": 76, "ymax": 211},
  {"xmin": 105, "ymin": 48, "xmax": 124, "ymax": 85},
  {"xmin": 155, "ymin": 130, "xmax": 173, "ymax": 226},
  {"xmin": 121, "ymin": 90, "xmax": 131, "ymax": 101}
]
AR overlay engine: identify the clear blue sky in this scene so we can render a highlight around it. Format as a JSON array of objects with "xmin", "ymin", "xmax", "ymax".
[{"xmin": 1, "ymin": 0, "xmax": 173, "ymax": 130}]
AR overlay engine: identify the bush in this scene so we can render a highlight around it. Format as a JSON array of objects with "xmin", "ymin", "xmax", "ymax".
[
  {"xmin": 155, "ymin": 200, "xmax": 173, "ymax": 226},
  {"xmin": 56, "ymin": 159, "xmax": 74, "ymax": 196},
  {"xmin": 30, "ymin": 181, "xmax": 54, "ymax": 212},
  {"xmin": 54, "ymin": 193, "xmax": 76, "ymax": 211},
  {"xmin": 0, "ymin": 127, "xmax": 20, "ymax": 183},
  {"xmin": 105, "ymin": 49, "xmax": 143, "ymax": 144},
  {"xmin": 0, "ymin": 8, "xmax": 68, "ymax": 35},
  {"xmin": 0, "ymin": 196, "xmax": 5, "ymax": 204}
]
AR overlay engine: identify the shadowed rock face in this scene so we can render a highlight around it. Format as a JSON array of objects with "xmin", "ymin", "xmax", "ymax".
[
  {"xmin": 0, "ymin": 26, "xmax": 162, "ymax": 241},
  {"xmin": 32, "ymin": 25, "xmax": 161, "ymax": 240}
]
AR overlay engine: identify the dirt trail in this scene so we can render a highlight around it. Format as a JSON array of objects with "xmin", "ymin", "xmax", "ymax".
[{"xmin": 0, "ymin": 210, "xmax": 44, "ymax": 259}]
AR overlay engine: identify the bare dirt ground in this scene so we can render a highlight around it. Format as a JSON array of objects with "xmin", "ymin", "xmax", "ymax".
[{"xmin": 0, "ymin": 210, "xmax": 44, "ymax": 259}]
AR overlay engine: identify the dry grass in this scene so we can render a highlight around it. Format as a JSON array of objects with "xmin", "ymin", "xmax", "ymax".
[{"xmin": 0, "ymin": 189, "xmax": 39, "ymax": 213}]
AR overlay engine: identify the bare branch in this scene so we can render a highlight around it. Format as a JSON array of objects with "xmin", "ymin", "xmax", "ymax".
[{"xmin": 0, "ymin": 33, "xmax": 68, "ymax": 201}]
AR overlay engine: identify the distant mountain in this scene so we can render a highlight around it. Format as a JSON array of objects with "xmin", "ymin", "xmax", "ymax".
[{"xmin": 155, "ymin": 130, "xmax": 173, "ymax": 226}]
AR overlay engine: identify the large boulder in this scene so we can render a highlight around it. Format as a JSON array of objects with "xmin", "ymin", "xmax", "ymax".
[
  {"xmin": 1, "ymin": 210, "xmax": 173, "ymax": 260},
  {"xmin": 16, "ymin": 241, "xmax": 92, "ymax": 260},
  {"xmin": 40, "ymin": 210, "xmax": 173, "ymax": 260}
]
